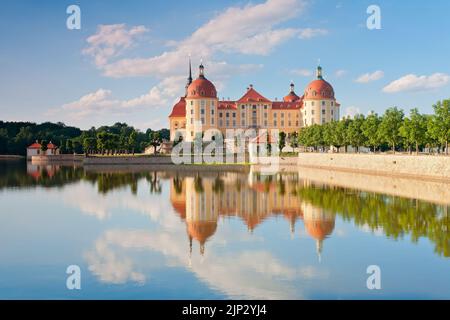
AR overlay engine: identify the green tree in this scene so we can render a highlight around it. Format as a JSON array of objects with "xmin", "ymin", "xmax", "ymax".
[
  {"xmin": 128, "ymin": 131, "xmax": 137, "ymax": 155},
  {"xmin": 289, "ymin": 132, "xmax": 299, "ymax": 149},
  {"xmin": 66, "ymin": 140, "xmax": 74, "ymax": 154},
  {"xmin": 278, "ymin": 131, "xmax": 286, "ymax": 153},
  {"xmin": 399, "ymin": 108, "xmax": 427, "ymax": 154},
  {"xmin": 96, "ymin": 132, "xmax": 108, "ymax": 155},
  {"xmin": 361, "ymin": 112, "xmax": 382, "ymax": 152},
  {"xmin": 83, "ymin": 137, "xmax": 97, "ymax": 155},
  {"xmin": 310, "ymin": 124, "xmax": 324, "ymax": 151},
  {"xmin": 40, "ymin": 140, "xmax": 48, "ymax": 153},
  {"xmin": 0, "ymin": 129, "xmax": 8, "ymax": 154},
  {"xmin": 378, "ymin": 107, "xmax": 404, "ymax": 153},
  {"xmin": 346, "ymin": 114, "xmax": 366, "ymax": 152},
  {"xmin": 427, "ymin": 99, "xmax": 450, "ymax": 154},
  {"xmin": 149, "ymin": 131, "xmax": 162, "ymax": 154}
]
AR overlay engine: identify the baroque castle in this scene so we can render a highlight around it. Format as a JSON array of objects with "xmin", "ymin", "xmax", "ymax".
[{"xmin": 169, "ymin": 61, "xmax": 340, "ymax": 142}]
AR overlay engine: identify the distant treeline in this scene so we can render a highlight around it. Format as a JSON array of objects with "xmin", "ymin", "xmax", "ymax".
[
  {"xmin": 293, "ymin": 99, "xmax": 449, "ymax": 154},
  {"xmin": 0, "ymin": 121, "xmax": 170, "ymax": 155}
]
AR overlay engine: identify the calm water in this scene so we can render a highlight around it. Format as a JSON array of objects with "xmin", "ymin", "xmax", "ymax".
[{"xmin": 0, "ymin": 160, "xmax": 449, "ymax": 299}]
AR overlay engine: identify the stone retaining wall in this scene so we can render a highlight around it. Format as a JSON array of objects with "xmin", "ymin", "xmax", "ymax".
[
  {"xmin": 297, "ymin": 153, "xmax": 450, "ymax": 180},
  {"xmin": 82, "ymin": 156, "xmax": 173, "ymax": 165},
  {"xmin": 31, "ymin": 154, "xmax": 84, "ymax": 163}
]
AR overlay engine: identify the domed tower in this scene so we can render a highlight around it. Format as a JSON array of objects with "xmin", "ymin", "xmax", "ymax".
[
  {"xmin": 302, "ymin": 65, "xmax": 339, "ymax": 126},
  {"xmin": 283, "ymin": 82, "xmax": 300, "ymax": 102},
  {"xmin": 185, "ymin": 62, "xmax": 218, "ymax": 142}
]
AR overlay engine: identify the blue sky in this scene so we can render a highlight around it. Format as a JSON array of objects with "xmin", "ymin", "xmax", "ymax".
[{"xmin": 1, "ymin": 0, "xmax": 449, "ymax": 130}]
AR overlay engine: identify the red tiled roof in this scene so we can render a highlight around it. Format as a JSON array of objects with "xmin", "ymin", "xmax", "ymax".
[
  {"xmin": 304, "ymin": 79, "xmax": 335, "ymax": 100},
  {"xmin": 237, "ymin": 87, "xmax": 271, "ymax": 103},
  {"xmin": 47, "ymin": 142, "xmax": 58, "ymax": 149},
  {"xmin": 27, "ymin": 142, "xmax": 41, "ymax": 149},
  {"xmin": 272, "ymin": 100, "xmax": 302, "ymax": 110},
  {"xmin": 169, "ymin": 97, "xmax": 186, "ymax": 118},
  {"xmin": 218, "ymin": 101, "xmax": 237, "ymax": 110},
  {"xmin": 186, "ymin": 77, "xmax": 217, "ymax": 99}
]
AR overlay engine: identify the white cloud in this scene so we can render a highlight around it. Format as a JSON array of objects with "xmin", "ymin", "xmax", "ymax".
[
  {"xmin": 297, "ymin": 28, "xmax": 328, "ymax": 39},
  {"xmin": 97, "ymin": 0, "xmax": 312, "ymax": 78},
  {"xmin": 335, "ymin": 69, "xmax": 347, "ymax": 78},
  {"xmin": 355, "ymin": 70, "xmax": 384, "ymax": 83},
  {"xmin": 342, "ymin": 106, "xmax": 361, "ymax": 119},
  {"xmin": 291, "ymin": 68, "xmax": 313, "ymax": 77},
  {"xmin": 382, "ymin": 73, "xmax": 450, "ymax": 93},
  {"xmin": 48, "ymin": 76, "xmax": 185, "ymax": 122},
  {"xmin": 83, "ymin": 24, "xmax": 148, "ymax": 67}
]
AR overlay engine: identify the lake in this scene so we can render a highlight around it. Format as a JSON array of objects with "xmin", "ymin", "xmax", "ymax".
[{"xmin": 0, "ymin": 160, "xmax": 449, "ymax": 299}]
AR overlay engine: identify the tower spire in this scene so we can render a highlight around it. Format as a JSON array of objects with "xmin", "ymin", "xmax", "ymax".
[
  {"xmin": 188, "ymin": 56, "xmax": 192, "ymax": 83},
  {"xmin": 316, "ymin": 60, "xmax": 323, "ymax": 79},
  {"xmin": 185, "ymin": 56, "xmax": 193, "ymax": 96},
  {"xmin": 199, "ymin": 58, "xmax": 205, "ymax": 78}
]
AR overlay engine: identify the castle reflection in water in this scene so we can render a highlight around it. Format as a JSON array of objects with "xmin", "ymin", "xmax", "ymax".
[
  {"xmin": 21, "ymin": 162, "xmax": 450, "ymax": 259},
  {"xmin": 170, "ymin": 171, "xmax": 335, "ymax": 259}
]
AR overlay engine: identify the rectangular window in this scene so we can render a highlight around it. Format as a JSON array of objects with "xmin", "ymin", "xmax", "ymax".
[
  {"xmin": 241, "ymin": 105, "xmax": 245, "ymax": 109},
  {"xmin": 201, "ymin": 118, "xmax": 205, "ymax": 125},
  {"xmin": 322, "ymin": 109, "xmax": 326, "ymax": 115},
  {"xmin": 241, "ymin": 112, "xmax": 245, "ymax": 118},
  {"xmin": 281, "ymin": 113, "xmax": 284, "ymax": 118},
  {"xmin": 201, "ymin": 100, "xmax": 205, "ymax": 107},
  {"xmin": 312, "ymin": 110, "xmax": 315, "ymax": 115},
  {"xmin": 201, "ymin": 109, "xmax": 205, "ymax": 115},
  {"xmin": 253, "ymin": 105, "xmax": 256, "ymax": 110},
  {"xmin": 226, "ymin": 112, "xmax": 230, "ymax": 118},
  {"xmin": 274, "ymin": 113, "xmax": 277, "ymax": 118},
  {"xmin": 219, "ymin": 120, "xmax": 223, "ymax": 127},
  {"xmin": 322, "ymin": 118, "xmax": 326, "ymax": 124},
  {"xmin": 312, "ymin": 101, "xmax": 315, "ymax": 106},
  {"xmin": 226, "ymin": 120, "xmax": 230, "ymax": 127},
  {"xmin": 264, "ymin": 105, "xmax": 267, "ymax": 109},
  {"xmin": 211, "ymin": 118, "xmax": 214, "ymax": 125},
  {"xmin": 331, "ymin": 110, "xmax": 334, "ymax": 115},
  {"xmin": 264, "ymin": 120, "xmax": 267, "ymax": 126},
  {"xmin": 233, "ymin": 120, "xmax": 236, "ymax": 126},
  {"xmin": 281, "ymin": 121, "xmax": 284, "ymax": 126},
  {"xmin": 274, "ymin": 120, "xmax": 277, "ymax": 126},
  {"xmin": 311, "ymin": 118, "xmax": 315, "ymax": 124},
  {"xmin": 232, "ymin": 113, "xmax": 236, "ymax": 118},
  {"xmin": 322, "ymin": 101, "xmax": 326, "ymax": 106},
  {"xmin": 331, "ymin": 101, "xmax": 334, "ymax": 106},
  {"xmin": 219, "ymin": 112, "xmax": 223, "ymax": 118},
  {"xmin": 191, "ymin": 109, "xmax": 194, "ymax": 115},
  {"xmin": 241, "ymin": 120, "xmax": 245, "ymax": 126},
  {"xmin": 288, "ymin": 121, "xmax": 291, "ymax": 126}
]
